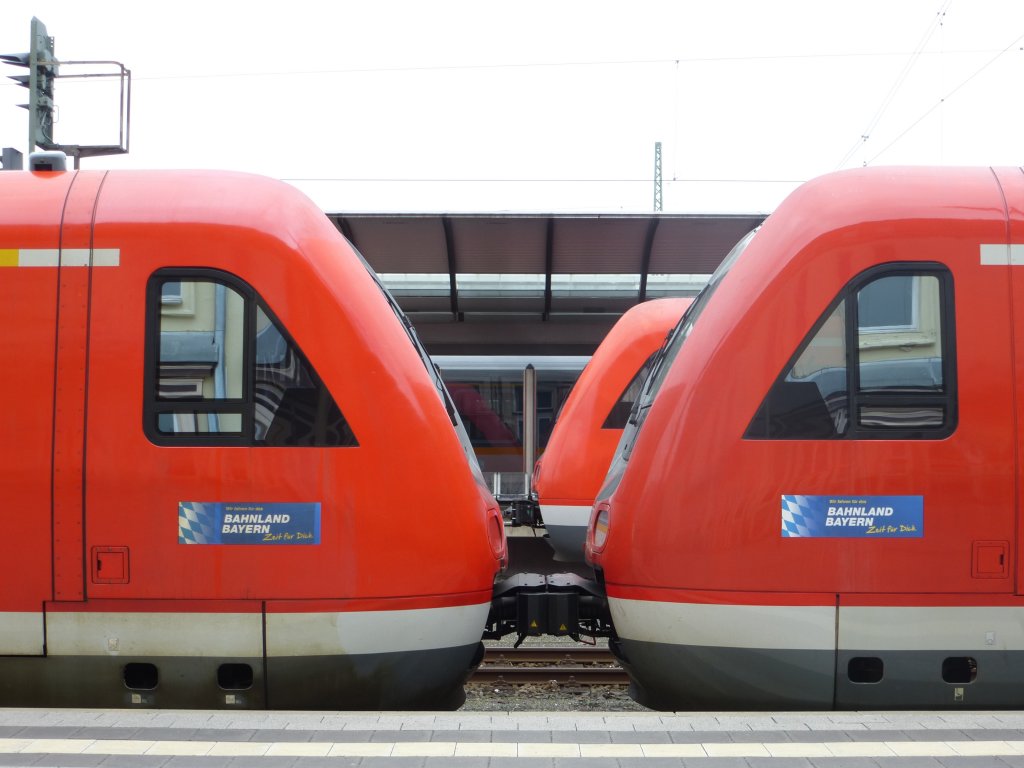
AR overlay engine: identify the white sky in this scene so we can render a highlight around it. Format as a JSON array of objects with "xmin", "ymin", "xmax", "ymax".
[{"xmin": 1, "ymin": 0, "xmax": 1022, "ymax": 213}]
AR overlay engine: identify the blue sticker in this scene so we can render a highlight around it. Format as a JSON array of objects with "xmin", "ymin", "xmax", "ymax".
[
  {"xmin": 178, "ymin": 502, "xmax": 321, "ymax": 545},
  {"xmin": 781, "ymin": 495, "xmax": 923, "ymax": 538}
]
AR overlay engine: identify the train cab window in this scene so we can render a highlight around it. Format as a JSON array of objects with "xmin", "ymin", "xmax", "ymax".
[
  {"xmin": 603, "ymin": 351, "xmax": 658, "ymax": 430},
  {"xmin": 857, "ymin": 274, "xmax": 946, "ymax": 429},
  {"xmin": 145, "ymin": 270, "xmax": 357, "ymax": 447},
  {"xmin": 746, "ymin": 264, "xmax": 955, "ymax": 440}
]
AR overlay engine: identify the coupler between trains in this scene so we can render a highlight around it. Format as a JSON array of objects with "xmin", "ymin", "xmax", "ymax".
[
  {"xmin": 503, "ymin": 497, "xmax": 541, "ymax": 527},
  {"xmin": 485, "ymin": 572, "xmax": 613, "ymax": 647}
]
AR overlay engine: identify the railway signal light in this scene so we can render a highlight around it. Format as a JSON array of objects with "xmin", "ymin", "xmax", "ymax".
[{"xmin": 0, "ymin": 17, "xmax": 59, "ymax": 152}]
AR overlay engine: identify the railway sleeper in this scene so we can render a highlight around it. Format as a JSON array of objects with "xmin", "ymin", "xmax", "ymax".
[{"xmin": 485, "ymin": 572, "xmax": 613, "ymax": 647}]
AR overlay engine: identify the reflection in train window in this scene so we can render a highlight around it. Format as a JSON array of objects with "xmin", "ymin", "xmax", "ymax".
[
  {"xmin": 760, "ymin": 301, "xmax": 849, "ymax": 439},
  {"xmin": 160, "ymin": 280, "xmax": 183, "ymax": 306},
  {"xmin": 251, "ymin": 305, "xmax": 355, "ymax": 446},
  {"xmin": 145, "ymin": 270, "xmax": 357, "ymax": 447},
  {"xmin": 746, "ymin": 265, "xmax": 956, "ymax": 440},
  {"xmin": 157, "ymin": 280, "xmax": 245, "ymax": 402},
  {"xmin": 437, "ymin": 358, "xmax": 585, "ymax": 474},
  {"xmin": 856, "ymin": 274, "xmax": 945, "ymax": 429},
  {"xmin": 157, "ymin": 411, "xmax": 243, "ymax": 435}
]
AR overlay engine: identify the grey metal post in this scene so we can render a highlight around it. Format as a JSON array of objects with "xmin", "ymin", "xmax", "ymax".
[{"xmin": 523, "ymin": 364, "xmax": 537, "ymax": 490}]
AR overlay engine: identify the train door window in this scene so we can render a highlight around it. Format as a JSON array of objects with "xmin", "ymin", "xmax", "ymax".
[
  {"xmin": 603, "ymin": 351, "xmax": 659, "ymax": 429},
  {"xmin": 746, "ymin": 264, "xmax": 955, "ymax": 440},
  {"xmin": 144, "ymin": 270, "xmax": 357, "ymax": 447}
]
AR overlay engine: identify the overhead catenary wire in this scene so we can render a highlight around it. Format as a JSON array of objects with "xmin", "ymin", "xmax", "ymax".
[
  {"xmin": 863, "ymin": 27, "xmax": 1024, "ymax": 165},
  {"xmin": 834, "ymin": 0, "xmax": 954, "ymax": 170},
  {"xmin": 131, "ymin": 48, "xmax": 1005, "ymax": 82}
]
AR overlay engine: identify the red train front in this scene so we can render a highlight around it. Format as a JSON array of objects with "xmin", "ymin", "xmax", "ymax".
[
  {"xmin": 0, "ymin": 164, "xmax": 506, "ymax": 709},
  {"xmin": 534, "ymin": 298, "xmax": 689, "ymax": 561},
  {"xmin": 587, "ymin": 166, "xmax": 1024, "ymax": 710}
]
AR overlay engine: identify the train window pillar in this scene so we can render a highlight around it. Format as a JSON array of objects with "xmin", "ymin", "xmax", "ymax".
[
  {"xmin": 746, "ymin": 264, "xmax": 955, "ymax": 440},
  {"xmin": 144, "ymin": 270, "xmax": 357, "ymax": 447}
]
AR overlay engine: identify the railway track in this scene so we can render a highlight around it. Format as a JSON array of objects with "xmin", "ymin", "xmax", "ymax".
[{"xmin": 472, "ymin": 645, "xmax": 630, "ymax": 686}]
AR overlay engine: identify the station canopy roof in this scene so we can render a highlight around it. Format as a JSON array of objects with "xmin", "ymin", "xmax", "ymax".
[{"xmin": 327, "ymin": 211, "xmax": 767, "ymax": 356}]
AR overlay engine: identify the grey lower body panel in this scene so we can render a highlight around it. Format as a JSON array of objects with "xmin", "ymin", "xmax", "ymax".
[
  {"xmin": 834, "ymin": 649, "xmax": 1023, "ymax": 709},
  {"xmin": 611, "ymin": 637, "xmax": 835, "ymax": 710},
  {"xmin": 267, "ymin": 644, "xmax": 480, "ymax": 710},
  {"xmin": 612, "ymin": 637, "xmax": 1024, "ymax": 710},
  {"xmin": 0, "ymin": 642, "xmax": 482, "ymax": 710}
]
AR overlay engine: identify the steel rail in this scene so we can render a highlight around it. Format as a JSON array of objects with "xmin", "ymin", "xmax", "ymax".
[
  {"xmin": 474, "ymin": 645, "xmax": 629, "ymax": 686},
  {"xmin": 482, "ymin": 646, "xmax": 616, "ymax": 665}
]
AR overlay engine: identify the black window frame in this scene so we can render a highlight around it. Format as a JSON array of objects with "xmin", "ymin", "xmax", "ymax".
[
  {"xmin": 745, "ymin": 262, "xmax": 957, "ymax": 441},
  {"xmin": 143, "ymin": 267, "xmax": 357, "ymax": 448}
]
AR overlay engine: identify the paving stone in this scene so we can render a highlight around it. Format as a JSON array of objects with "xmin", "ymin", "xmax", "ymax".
[
  {"xmin": 872, "ymin": 757, "xmax": 945, "ymax": 768},
  {"xmin": 745, "ymin": 757, "xmax": 817, "ymax": 768},
  {"xmin": 30, "ymin": 757, "xmax": 108, "ymax": 768},
  {"xmin": 500, "ymin": 730, "xmax": 551, "ymax": 743},
  {"xmin": 610, "ymin": 730, "xmax": 671, "ymax": 744},
  {"xmin": 99, "ymin": 757, "xmax": 171, "ymax": 768},
  {"xmin": 787, "ymin": 730, "xmax": 854, "ymax": 742},
  {"xmin": 350, "ymin": 758, "xmax": 425, "ymax": 768},
  {"xmin": 422, "ymin": 758, "xmax": 489, "ymax": 768},
  {"xmin": 484, "ymin": 759, "xmax": 553, "ymax": 768},
  {"xmin": 550, "ymin": 729, "xmax": 608, "ymax": 743},
  {"xmin": 191, "ymin": 730, "xmax": 257, "ymax": 743},
  {"xmin": 368, "ymin": 731, "xmax": 431, "ymax": 743},
  {"xmin": 426, "ymin": 730, "xmax": 488, "ymax": 742}
]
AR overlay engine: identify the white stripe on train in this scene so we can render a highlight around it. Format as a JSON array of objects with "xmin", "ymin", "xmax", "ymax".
[
  {"xmin": 1, "ymin": 603, "xmax": 490, "ymax": 657},
  {"xmin": 609, "ymin": 598, "xmax": 1024, "ymax": 652}
]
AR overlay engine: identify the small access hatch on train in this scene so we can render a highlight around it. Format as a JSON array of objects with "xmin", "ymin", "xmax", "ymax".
[
  {"xmin": 91, "ymin": 546, "xmax": 130, "ymax": 584},
  {"xmin": 971, "ymin": 541, "xmax": 1008, "ymax": 579}
]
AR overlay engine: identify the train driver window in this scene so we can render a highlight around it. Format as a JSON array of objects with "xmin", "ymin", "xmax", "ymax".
[
  {"xmin": 603, "ymin": 351, "xmax": 659, "ymax": 430},
  {"xmin": 745, "ymin": 264, "xmax": 955, "ymax": 440},
  {"xmin": 747, "ymin": 301, "xmax": 849, "ymax": 439},
  {"xmin": 144, "ymin": 270, "xmax": 357, "ymax": 447}
]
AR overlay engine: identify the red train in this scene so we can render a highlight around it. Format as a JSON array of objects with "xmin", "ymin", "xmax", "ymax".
[
  {"xmin": 587, "ymin": 166, "xmax": 1024, "ymax": 710},
  {"xmin": 0, "ymin": 161, "xmax": 506, "ymax": 709},
  {"xmin": 533, "ymin": 299, "xmax": 689, "ymax": 561}
]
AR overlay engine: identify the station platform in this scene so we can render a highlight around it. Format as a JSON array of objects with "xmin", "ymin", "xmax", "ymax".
[{"xmin": 3, "ymin": 709, "xmax": 1024, "ymax": 766}]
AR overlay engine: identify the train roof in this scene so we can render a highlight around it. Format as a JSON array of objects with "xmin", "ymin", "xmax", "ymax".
[
  {"xmin": 770, "ymin": 166, "xmax": 1022, "ymax": 234},
  {"xmin": 1, "ymin": 168, "xmax": 333, "ymax": 241}
]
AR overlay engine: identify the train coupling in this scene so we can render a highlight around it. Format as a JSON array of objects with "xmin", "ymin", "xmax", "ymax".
[
  {"xmin": 485, "ymin": 572, "xmax": 613, "ymax": 647},
  {"xmin": 503, "ymin": 497, "xmax": 542, "ymax": 527}
]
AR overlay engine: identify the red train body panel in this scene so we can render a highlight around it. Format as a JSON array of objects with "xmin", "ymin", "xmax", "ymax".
[
  {"xmin": 587, "ymin": 166, "xmax": 1024, "ymax": 710},
  {"xmin": 0, "ymin": 167, "xmax": 506, "ymax": 709},
  {"xmin": 533, "ymin": 299, "xmax": 689, "ymax": 561}
]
